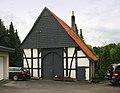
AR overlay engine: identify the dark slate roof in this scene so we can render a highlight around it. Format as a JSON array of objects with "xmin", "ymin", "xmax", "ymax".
[
  {"xmin": 0, "ymin": 46, "xmax": 14, "ymax": 53},
  {"xmin": 21, "ymin": 7, "xmax": 78, "ymax": 49},
  {"xmin": 21, "ymin": 7, "xmax": 96, "ymax": 61}
]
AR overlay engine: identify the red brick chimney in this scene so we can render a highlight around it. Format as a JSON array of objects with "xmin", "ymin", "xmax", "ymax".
[{"xmin": 71, "ymin": 11, "xmax": 76, "ymax": 32}]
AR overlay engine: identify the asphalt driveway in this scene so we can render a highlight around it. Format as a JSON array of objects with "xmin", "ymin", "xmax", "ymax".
[{"xmin": 0, "ymin": 80, "xmax": 120, "ymax": 93}]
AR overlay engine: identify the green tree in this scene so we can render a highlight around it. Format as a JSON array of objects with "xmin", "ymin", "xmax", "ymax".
[
  {"xmin": 8, "ymin": 22, "xmax": 22, "ymax": 66},
  {"xmin": 8, "ymin": 22, "xmax": 16, "ymax": 66},
  {"xmin": 0, "ymin": 19, "xmax": 9, "ymax": 46},
  {"xmin": 111, "ymin": 43, "xmax": 120, "ymax": 64},
  {"xmin": 0, "ymin": 19, "xmax": 22, "ymax": 66},
  {"xmin": 14, "ymin": 30, "xmax": 22, "ymax": 66},
  {"xmin": 95, "ymin": 43, "xmax": 118, "ymax": 79},
  {"xmin": 8, "ymin": 22, "xmax": 16, "ymax": 48},
  {"xmin": 93, "ymin": 47, "xmax": 101, "ymax": 55}
]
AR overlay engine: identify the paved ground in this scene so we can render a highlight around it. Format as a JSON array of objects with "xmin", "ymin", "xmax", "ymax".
[{"xmin": 0, "ymin": 80, "xmax": 120, "ymax": 93}]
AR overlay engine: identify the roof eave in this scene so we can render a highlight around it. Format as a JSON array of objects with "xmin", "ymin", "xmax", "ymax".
[{"xmin": 0, "ymin": 46, "xmax": 15, "ymax": 53}]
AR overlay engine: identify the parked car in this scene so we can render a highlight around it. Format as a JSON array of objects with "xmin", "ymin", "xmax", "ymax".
[
  {"xmin": 105, "ymin": 63, "xmax": 120, "ymax": 85},
  {"xmin": 9, "ymin": 67, "xmax": 31, "ymax": 81}
]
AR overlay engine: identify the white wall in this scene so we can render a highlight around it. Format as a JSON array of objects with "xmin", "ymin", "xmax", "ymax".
[
  {"xmin": 23, "ymin": 49, "xmax": 31, "ymax": 57},
  {"xmin": 23, "ymin": 49, "xmax": 41, "ymax": 77},
  {"xmin": 86, "ymin": 68, "xmax": 89, "ymax": 80},
  {"xmin": 24, "ymin": 48, "xmax": 90, "ymax": 80},
  {"xmin": 77, "ymin": 58, "xmax": 89, "ymax": 67},
  {"xmin": 0, "ymin": 52, "xmax": 9, "ymax": 80},
  {"xmin": 0, "ymin": 57, "xmax": 3, "ymax": 80},
  {"xmin": 64, "ymin": 48, "xmax": 90, "ymax": 80}
]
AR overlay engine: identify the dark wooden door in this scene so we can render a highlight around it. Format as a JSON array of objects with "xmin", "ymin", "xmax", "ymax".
[
  {"xmin": 41, "ymin": 48, "xmax": 63, "ymax": 79},
  {"xmin": 77, "ymin": 67, "xmax": 85, "ymax": 80},
  {"xmin": 42, "ymin": 52, "xmax": 53, "ymax": 79}
]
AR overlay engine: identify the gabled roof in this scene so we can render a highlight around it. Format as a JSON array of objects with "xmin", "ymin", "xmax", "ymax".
[
  {"xmin": 21, "ymin": 7, "xmax": 78, "ymax": 48},
  {"xmin": 50, "ymin": 9, "xmax": 97, "ymax": 61},
  {"xmin": 21, "ymin": 7, "xmax": 96, "ymax": 61}
]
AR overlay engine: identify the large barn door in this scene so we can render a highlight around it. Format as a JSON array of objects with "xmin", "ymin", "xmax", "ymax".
[
  {"xmin": 41, "ymin": 48, "xmax": 63, "ymax": 79},
  {"xmin": 0, "ymin": 57, "xmax": 3, "ymax": 80},
  {"xmin": 42, "ymin": 53, "xmax": 53, "ymax": 79}
]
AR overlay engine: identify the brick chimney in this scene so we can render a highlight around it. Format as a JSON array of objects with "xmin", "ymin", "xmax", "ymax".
[{"xmin": 71, "ymin": 11, "xmax": 76, "ymax": 32}]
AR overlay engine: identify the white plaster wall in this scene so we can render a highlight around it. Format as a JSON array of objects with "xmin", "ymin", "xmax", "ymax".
[
  {"xmin": 85, "ymin": 68, "xmax": 89, "ymax": 80},
  {"xmin": 68, "ymin": 70, "xmax": 76, "ymax": 78},
  {"xmin": 64, "ymin": 52, "xmax": 66, "ymax": 57},
  {"xmin": 77, "ymin": 50, "xmax": 86, "ymax": 57},
  {"xmin": 64, "ymin": 48, "xmax": 76, "ymax": 78},
  {"xmin": 64, "ymin": 59, "xmax": 66, "ymax": 69},
  {"xmin": 64, "ymin": 58, "xmax": 76, "ymax": 69},
  {"xmin": 23, "ymin": 49, "xmax": 31, "ymax": 57},
  {"xmin": 64, "ymin": 70, "xmax": 76, "ymax": 78},
  {"xmin": 77, "ymin": 58, "xmax": 89, "ymax": 67},
  {"xmin": 39, "ymin": 70, "xmax": 41, "ymax": 77},
  {"xmin": 23, "ymin": 49, "xmax": 41, "ymax": 58},
  {"xmin": 23, "ymin": 49, "xmax": 42, "ymax": 77},
  {"xmin": 39, "ymin": 52, "xmax": 41, "ymax": 57},
  {"xmin": 33, "ymin": 59, "xmax": 37, "ymax": 68},
  {"xmin": 23, "ymin": 48, "xmax": 90, "ymax": 79},
  {"xmin": 68, "ymin": 48, "xmax": 75, "ymax": 57},
  {"xmin": 64, "ymin": 71, "xmax": 66, "ymax": 77},
  {"xmin": 68, "ymin": 59, "xmax": 76, "ymax": 69},
  {"xmin": 33, "ymin": 69, "xmax": 38, "ymax": 77},
  {"xmin": 24, "ymin": 59, "xmax": 31, "ymax": 68},
  {"xmin": 64, "ymin": 48, "xmax": 90, "ymax": 80},
  {"xmin": 39, "ymin": 59, "xmax": 41, "ymax": 68},
  {"xmin": 33, "ymin": 49, "xmax": 38, "ymax": 57}
]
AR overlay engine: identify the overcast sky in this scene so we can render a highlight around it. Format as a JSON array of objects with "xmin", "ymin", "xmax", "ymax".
[{"xmin": 0, "ymin": 0, "xmax": 120, "ymax": 46}]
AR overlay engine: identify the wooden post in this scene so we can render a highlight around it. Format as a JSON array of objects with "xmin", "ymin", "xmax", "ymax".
[
  {"xmin": 37, "ymin": 48, "xmax": 40, "ymax": 77},
  {"xmin": 75, "ymin": 48, "xmax": 78, "ymax": 79},
  {"xmin": 66, "ymin": 48, "xmax": 68, "ymax": 76},
  {"xmin": 31, "ymin": 49, "xmax": 33, "ymax": 77},
  {"xmin": 69, "ymin": 48, "xmax": 76, "ymax": 77}
]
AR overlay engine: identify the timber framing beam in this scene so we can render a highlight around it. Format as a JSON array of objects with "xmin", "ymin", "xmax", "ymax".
[
  {"xmin": 31, "ymin": 48, "xmax": 33, "ymax": 77},
  {"xmin": 37, "ymin": 48, "xmax": 40, "ymax": 77},
  {"xmin": 68, "ymin": 48, "xmax": 77, "ymax": 77},
  {"xmin": 22, "ymin": 49, "xmax": 30, "ymax": 68}
]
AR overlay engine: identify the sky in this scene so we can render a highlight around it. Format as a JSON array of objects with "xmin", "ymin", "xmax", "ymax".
[{"xmin": 0, "ymin": 0, "xmax": 120, "ymax": 46}]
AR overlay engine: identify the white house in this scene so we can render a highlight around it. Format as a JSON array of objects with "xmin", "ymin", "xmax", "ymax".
[{"xmin": 0, "ymin": 46, "xmax": 14, "ymax": 80}]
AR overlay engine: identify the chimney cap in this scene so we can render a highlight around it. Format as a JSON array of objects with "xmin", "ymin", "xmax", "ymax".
[{"xmin": 72, "ymin": 11, "xmax": 74, "ymax": 16}]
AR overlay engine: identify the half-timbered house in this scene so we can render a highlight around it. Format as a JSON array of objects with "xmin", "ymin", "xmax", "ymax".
[{"xmin": 21, "ymin": 7, "xmax": 97, "ymax": 81}]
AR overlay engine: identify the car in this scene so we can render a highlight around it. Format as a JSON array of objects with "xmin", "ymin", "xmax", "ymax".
[
  {"xmin": 9, "ymin": 67, "xmax": 31, "ymax": 81},
  {"xmin": 105, "ymin": 63, "xmax": 120, "ymax": 85}
]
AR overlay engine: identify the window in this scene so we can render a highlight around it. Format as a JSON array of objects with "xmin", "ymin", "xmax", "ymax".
[{"xmin": 115, "ymin": 66, "xmax": 120, "ymax": 72}]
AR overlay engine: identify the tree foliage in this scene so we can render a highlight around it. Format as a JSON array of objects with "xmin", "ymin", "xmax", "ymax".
[
  {"xmin": 94, "ymin": 43, "xmax": 120, "ymax": 79},
  {"xmin": 0, "ymin": 19, "xmax": 22, "ymax": 66}
]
